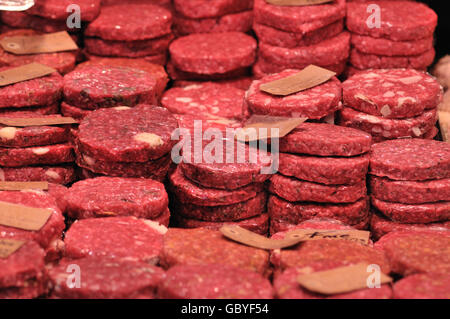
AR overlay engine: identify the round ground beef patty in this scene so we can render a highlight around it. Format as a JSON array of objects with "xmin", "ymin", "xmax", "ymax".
[
  {"xmin": 374, "ymin": 230, "xmax": 450, "ymax": 276},
  {"xmin": 173, "ymin": 191, "xmax": 267, "ymax": 222},
  {"xmin": 63, "ymin": 66, "xmax": 157, "ymax": 109},
  {"xmin": 161, "ymin": 228, "xmax": 269, "ymax": 275},
  {"xmin": 279, "ymin": 123, "xmax": 372, "ymax": 157},
  {"xmin": 158, "ymin": 264, "xmax": 273, "ymax": 299},
  {"xmin": 268, "ymin": 195, "xmax": 369, "ymax": 227},
  {"xmin": 369, "ymin": 176, "xmax": 450, "ymax": 204},
  {"xmin": 278, "ymin": 152, "xmax": 369, "ymax": 185},
  {"xmin": 169, "ymin": 32, "xmax": 256, "ymax": 75},
  {"xmin": 28, "ymin": 0, "xmax": 101, "ymax": 22},
  {"xmin": 0, "ymin": 165, "xmax": 76, "ymax": 185},
  {"xmin": 269, "ymin": 174, "xmax": 366, "ymax": 203},
  {"xmin": 166, "ymin": 61, "xmax": 249, "ymax": 81},
  {"xmin": 0, "ymin": 143, "xmax": 74, "ymax": 167},
  {"xmin": 0, "ymin": 103, "xmax": 59, "ymax": 116},
  {"xmin": 371, "ymin": 197, "xmax": 450, "ymax": 224},
  {"xmin": 253, "ymin": 0, "xmax": 345, "ymax": 33},
  {"xmin": 64, "ymin": 216, "xmax": 167, "ymax": 264},
  {"xmin": 346, "ymin": 1, "xmax": 437, "ymax": 41},
  {"xmin": 49, "ymin": 256, "xmax": 165, "ymax": 299},
  {"xmin": 169, "ymin": 166, "xmax": 265, "ymax": 206},
  {"xmin": 85, "ymin": 3, "xmax": 172, "ymax": 40},
  {"xmin": 76, "ymin": 105, "xmax": 178, "ymax": 162},
  {"xmin": 0, "ymin": 70, "xmax": 62, "ymax": 108},
  {"xmin": 174, "ymin": 213, "xmax": 269, "ymax": 236},
  {"xmin": 173, "ymin": 0, "xmax": 253, "ymax": 19},
  {"xmin": 245, "ymin": 69, "xmax": 342, "ymax": 119},
  {"xmin": 65, "ymin": 177, "xmax": 168, "ymax": 219},
  {"xmin": 274, "ymin": 266, "xmax": 392, "ymax": 299},
  {"xmin": 343, "ymin": 69, "xmax": 442, "ymax": 119},
  {"xmin": 393, "ymin": 273, "xmax": 450, "ymax": 299},
  {"xmin": 0, "ymin": 190, "xmax": 64, "ymax": 249},
  {"xmin": 253, "ymin": 19, "xmax": 344, "ymax": 49},
  {"xmin": 369, "ymin": 139, "xmax": 450, "ymax": 181}
]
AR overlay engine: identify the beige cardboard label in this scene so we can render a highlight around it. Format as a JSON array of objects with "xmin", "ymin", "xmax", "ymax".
[
  {"xmin": 0, "ymin": 238, "xmax": 26, "ymax": 259},
  {"xmin": 235, "ymin": 115, "xmax": 306, "ymax": 142},
  {"xmin": 265, "ymin": 0, "xmax": 333, "ymax": 6},
  {"xmin": 0, "ymin": 201, "xmax": 52, "ymax": 231},
  {"xmin": 0, "ymin": 116, "xmax": 78, "ymax": 127},
  {"xmin": 297, "ymin": 263, "xmax": 393, "ymax": 295},
  {"xmin": 260, "ymin": 65, "xmax": 336, "ymax": 96},
  {"xmin": 0, "ymin": 31, "xmax": 78, "ymax": 55},
  {"xmin": 0, "ymin": 181, "xmax": 49, "ymax": 191},
  {"xmin": 220, "ymin": 225, "xmax": 370, "ymax": 250},
  {"xmin": 439, "ymin": 111, "xmax": 450, "ymax": 142},
  {"xmin": 0, "ymin": 63, "xmax": 56, "ymax": 87}
]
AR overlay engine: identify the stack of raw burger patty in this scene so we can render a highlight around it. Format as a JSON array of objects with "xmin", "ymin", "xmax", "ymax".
[
  {"xmin": 84, "ymin": 3, "xmax": 173, "ymax": 66},
  {"xmin": 369, "ymin": 139, "xmax": 450, "ymax": 239},
  {"xmin": 73, "ymin": 104, "xmax": 178, "ymax": 181},
  {"xmin": 252, "ymin": 0, "xmax": 348, "ymax": 78},
  {"xmin": 168, "ymin": 31, "xmax": 256, "ymax": 81},
  {"xmin": 346, "ymin": 0, "xmax": 437, "ymax": 73},
  {"xmin": 0, "ymin": 71, "xmax": 76, "ymax": 185},
  {"xmin": 61, "ymin": 64, "xmax": 158, "ymax": 120},
  {"xmin": 172, "ymin": 0, "xmax": 253, "ymax": 36},
  {"xmin": 339, "ymin": 69, "xmax": 443, "ymax": 142},
  {"xmin": 268, "ymin": 123, "xmax": 372, "ymax": 234},
  {"xmin": 168, "ymin": 141, "xmax": 273, "ymax": 235}
]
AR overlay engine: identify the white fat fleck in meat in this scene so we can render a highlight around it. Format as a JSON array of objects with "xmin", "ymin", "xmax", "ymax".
[
  {"xmin": 360, "ymin": 113, "xmax": 382, "ymax": 124},
  {"xmin": 143, "ymin": 219, "xmax": 168, "ymax": 234},
  {"xmin": 83, "ymin": 155, "xmax": 95, "ymax": 166},
  {"xmin": 32, "ymin": 147, "xmax": 50, "ymax": 155},
  {"xmin": 397, "ymin": 97, "xmax": 417, "ymax": 108},
  {"xmin": 175, "ymin": 97, "xmax": 193, "ymax": 103},
  {"xmin": 113, "ymin": 106, "xmax": 131, "ymax": 110},
  {"xmin": 134, "ymin": 132, "xmax": 164, "ymax": 147},
  {"xmin": 382, "ymin": 91, "xmax": 395, "ymax": 98},
  {"xmin": 183, "ymin": 84, "xmax": 203, "ymax": 91},
  {"xmin": 382, "ymin": 82, "xmax": 394, "ymax": 88},
  {"xmin": 362, "ymin": 72, "xmax": 380, "ymax": 79},
  {"xmin": 372, "ymin": 126, "xmax": 382, "ymax": 134},
  {"xmin": 355, "ymin": 94, "xmax": 375, "ymax": 105},
  {"xmin": 0, "ymin": 127, "xmax": 17, "ymax": 140},
  {"xmin": 264, "ymin": 98, "xmax": 271, "ymax": 105},
  {"xmin": 398, "ymin": 75, "xmax": 423, "ymax": 84},
  {"xmin": 412, "ymin": 127, "xmax": 422, "ymax": 137},
  {"xmin": 45, "ymin": 170, "xmax": 61, "ymax": 180},
  {"xmin": 380, "ymin": 105, "xmax": 392, "ymax": 117}
]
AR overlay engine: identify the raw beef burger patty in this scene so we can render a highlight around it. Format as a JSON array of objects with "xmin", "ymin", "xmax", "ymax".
[
  {"xmin": 65, "ymin": 177, "xmax": 168, "ymax": 219},
  {"xmin": 0, "ymin": 144, "xmax": 74, "ymax": 167},
  {"xmin": 0, "ymin": 166, "xmax": 76, "ymax": 185},
  {"xmin": 158, "ymin": 264, "xmax": 273, "ymax": 299},
  {"xmin": 173, "ymin": 0, "xmax": 253, "ymax": 19},
  {"xmin": 393, "ymin": 273, "xmax": 450, "ymax": 299},
  {"xmin": 28, "ymin": 0, "xmax": 101, "ymax": 22}
]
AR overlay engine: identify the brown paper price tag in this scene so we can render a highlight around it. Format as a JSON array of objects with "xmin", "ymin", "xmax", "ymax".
[
  {"xmin": 0, "ymin": 238, "xmax": 26, "ymax": 259},
  {"xmin": 235, "ymin": 115, "xmax": 306, "ymax": 142},
  {"xmin": 265, "ymin": 0, "xmax": 333, "ymax": 6},
  {"xmin": 0, "ymin": 116, "xmax": 78, "ymax": 127},
  {"xmin": 0, "ymin": 201, "xmax": 52, "ymax": 231},
  {"xmin": 0, "ymin": 31, "xmax": 78, "ymax": 55},
  {"xmin": 0, "ymin": 63, "xmax": 56, "ymax": 87},
  {"xmin": 297, "ymin": 263, "xmax": 392, "ymax": 295},
  {"xmin": 0, "ymin": 181, "xmax": 48, "ymax": 191},
  {"xmin": 260, "ymin": 65, "xmax": 336, "ymax": 96}
]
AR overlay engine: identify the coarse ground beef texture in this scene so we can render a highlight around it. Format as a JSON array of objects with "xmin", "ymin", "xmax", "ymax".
[
  {"xmin": 342, "ymin": 69, "xmax": 442, "ymax": 119},
  {"xmin": 169, "ymin": 32, "xmax": 256, "ymax": 75},
  {"xmin": 64, "ymin": 216, "xmax": 167, "ymax": 264},
  {"xmin": 0, "ymin": 165, "xmax": 76, "ymax": 185},
  {"xmin": 173, "ymin": 0, "xmax": 253, "ymax": 19},
  {"xmin": 0, "ymin": 103, "xmax": 59, "ymax": 116},
  {"xmin": 158, "ymin": 264, "xmax": 273, "ymax": 299},
  {"xmin": 393, "ymin": 273, "xmax": 450, "ymax": 299},
  {"xmin": 160, "ymin": 228, "xmax": 269, "ymax": 275},
  {"xmin": 371, "ymin": 197, "xmax": 449, "ymax": 224},
  {"xmin": 269, "ymin": 174, "xmax": 366, "ymax": 204},
  {"xmin": 278, "ymin": 122, "xmax": 372, "ymax": 157},
  {"xmin": 253, "ymin": 0, "xmax": 346, "ymax": 34},
  {"xmin": 169, "ymin": 166, "xmax": 264, "ymax": 206},
  {"xmin": 268, "ymin": 195, "xmax": 369, "ymax": 227},
  {"xmin": 245, "ymin": 69, "xmax": 342, "ymax": 119},
  {"xmin": 49, "ymin": 256, "xmax": 165, "ymax": 299},
  {"xmin": 28, "ymin": 0, "xmax": 101, "ymax": 22},
  {"xmin": 374, "ymin": 230, "xmax": 450, "ymax": 275},
  {"xmin": 0, "ymin": 143, "xmax": 74, "ymax": 167},
  {"xmin": 370, "ymin": 213, "xmax": 450, "ymax": 240},
  {"xmin": 166, "ymin": 61, "xmax": 249, "ymax": 81},
  {"xmin": 253, "ymin": 19, "xmax": 344, "ymax": 49},
  {"xmin": 278, "ymin": 152, "xmax": 369, "ymax": 185},
  {"xmin": 369, "ymin": 139, "xmax": 450, "ymax": 181},
  {"xmin": 85, "ymin": 3, "xmax": 172, "ymax": 41},
  {"xmin": 173, "ymin": 191, "xmax": 267, "ymax": 222},
  {"xmin": 161, "ymin": 82, "xmax": 245, "ymax": 120},
  {"xmin": 76, "ymin": 105, "xmax": 178, "ymax": 162},
  {"xmin": 63, "ymin": 66, "xmax": 157, "ymax": 109},
  {"xmin": 0, "ymin": 71, "xmax": 62, "ymax": 108},
  {"xmin": 346, "ymin": 1, "xmax": 437, "ymax": 41},
  {"xmin": 173, "ymin": 213, "xmax": 269, "ymax": 235},
  {"xmin": 0, "ymin": 190, "xmax": 64, "ymax": 248},
  {"xmin": 65, "ymin": 177, "xmax": 168, "ymax": 219},
  {"xmin": 369, "ymin": 176, "xmax": 450, "ymax": 204},
  {"xmin": 274, "ymin": 266, "xmax": 392, "ymax": 299},
  {"xmin": 338, "ymin": 107, "xmax": 438, "ymax": 140}
]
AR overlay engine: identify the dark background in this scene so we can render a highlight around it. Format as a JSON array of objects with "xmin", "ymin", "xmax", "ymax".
[{"xmin": 422, "ymin": 0, "xmax": 449, "ymax": 62}]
